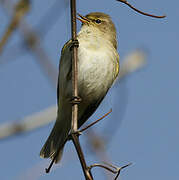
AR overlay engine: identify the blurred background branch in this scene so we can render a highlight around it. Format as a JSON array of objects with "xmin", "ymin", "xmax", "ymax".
[
  {"xmin": 0, "ymin": 0, "xmax": 30, "ymax": 53},
  {"xmin": 0, "ymin": 0, "xmax": 58, "ymax": 87}
]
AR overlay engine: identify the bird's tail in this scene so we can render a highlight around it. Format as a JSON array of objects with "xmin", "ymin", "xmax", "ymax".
[{"xmin": 40, "ymin": 115, "xmax": 70, "ymax": 163}]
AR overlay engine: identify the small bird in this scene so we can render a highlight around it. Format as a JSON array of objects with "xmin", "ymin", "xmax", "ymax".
[{"xmin": 40, "ymin": 12, "xmax": 120, "ymax": 163}]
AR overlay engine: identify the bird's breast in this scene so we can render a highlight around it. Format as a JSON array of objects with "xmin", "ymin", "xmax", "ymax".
[{"xmin": 77, "ymin": 39, "xmax": 117, "ymax": 102}]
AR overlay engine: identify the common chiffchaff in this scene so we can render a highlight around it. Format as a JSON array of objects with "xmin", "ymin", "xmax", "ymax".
[{"xmin": 40, "ymin": 12, "xmax": 119, "ymax": 163}]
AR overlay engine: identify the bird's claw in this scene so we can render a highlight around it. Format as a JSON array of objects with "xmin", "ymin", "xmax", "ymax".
[
  {"xmin": 70, "ymin": 96, "xmax": 82, "ymax": 104},
  {"xmin": 70, "ymin": 39, "xmax": 79, "ymax": 51}
]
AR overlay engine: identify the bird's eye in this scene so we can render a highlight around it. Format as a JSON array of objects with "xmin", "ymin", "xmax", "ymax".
[{"xmin": 95, "ymin": 19, "xmax": 101, "ymax": 24}]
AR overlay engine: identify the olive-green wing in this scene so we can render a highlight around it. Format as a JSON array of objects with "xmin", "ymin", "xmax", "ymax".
[{"xmin": 57, "ymin": 40, "xmax": 72, "ymax": 104}]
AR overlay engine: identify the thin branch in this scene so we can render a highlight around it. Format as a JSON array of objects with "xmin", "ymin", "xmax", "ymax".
[
  {"xmin": 85, "ymin": 130, "xmax": 112, "ymax": 180},
  {"xmin": 114, "ymin": 163, "xmax": 132, "ymax": 180},
  {"xmin": 80, "ymin": 109, "xmax": 112, "ymax": 133},
  {"xmin": 116, "ymin": 0, "xmax": 166, "ymax": 18},
  {"xmin": 89, "ymin": 163, "xmax": 116, "ymax": 173},
  {"xmin": 89, "ymin": 162, "xmax": 132, "ymax": 180},
  {"xmin": 71, "ymin": 134, "xmax": 93, "ymax": 180},
  {"xmin": 70, "ymin": 0, "xmax": 79, "ymax": 132},
  {"xmin": 69, "ymin": 0, "xmax": 94, "ymax": 179}
]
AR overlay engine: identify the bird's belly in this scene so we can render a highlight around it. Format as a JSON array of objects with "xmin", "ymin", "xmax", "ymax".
[{"xmin": 77, "ymin": 46, "xmax": 115, "ymax": 101}]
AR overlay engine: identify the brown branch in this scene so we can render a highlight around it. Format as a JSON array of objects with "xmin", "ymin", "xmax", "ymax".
[
  {"xmin": 71, "ymin": 134, "xmax": 93, "ymax": 180},
  {"xmin": 89, "ymin": 163, "xmax": 117, "ymax": 173},
  {"xmin": 89, "ymin": 162, "xmax": 132, "ymax": 180},
  {"xmin": 69, "ymin": 0, "xmax": 94, "ymax": 180},
  {"xmin": 116, "ymin": 0, "xmax": 166, "ymax": 18},
  {"xmin": 70, "ymin": 0, "xmax": 79, "ymax": 132},
  {"xmin": 80, "ymin": 109, "xmax": 112, "ymax": 133}
]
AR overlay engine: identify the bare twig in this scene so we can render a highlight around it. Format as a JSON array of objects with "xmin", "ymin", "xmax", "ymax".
[
  {"xmin": 72, "ymin": 134, "xmax": 93, "ymax": 180},
  {"xmin": 116, "ymin": 0, "xmax": 166, "ymax": 18},
  {"xmin": 69, "ymin": 0, "xmax": 94, "ymax": 179},
  {"xmin": 80, "ymin": 109, "xmax": 112, "ymax": 133},
  {"xmin": 89, "ymin": 162, "xmax": 132, "ymax": 180},
  {"xmin": 89, "ymin": 163, "xmax": 117, "ymax": 173},
  {"xmin": 70, "ymin": 0, "xmax": 79, "ymax": 132},
  {"xmin": 114, "ymin": 163, "xmax": 132, "ymax": 180}
]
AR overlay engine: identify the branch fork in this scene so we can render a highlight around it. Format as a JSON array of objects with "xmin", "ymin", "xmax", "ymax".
[{"xmin": 89, "ymin": 162, "xmax": 132, "ymax": 180}]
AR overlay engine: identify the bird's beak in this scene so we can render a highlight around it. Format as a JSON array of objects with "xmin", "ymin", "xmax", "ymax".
[{"xmin": 77, "ymin": 13, "xmax": 90, "ymax": 24}]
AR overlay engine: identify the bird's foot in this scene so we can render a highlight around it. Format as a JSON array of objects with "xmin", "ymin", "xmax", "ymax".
[
  {"xmin": 68, "ymin": 130, "xmax": 82, "ymax": 141},
  {"xmin": 70, "ymin": 96, "xmax": 82, "ymax": 104},
  {"xmin": 70, "ymin": 39, "xmax": 79, "ymax": 51},
  {"xmin": 71, "ymin": 130, "xmax": 82, "ymax": 137}
]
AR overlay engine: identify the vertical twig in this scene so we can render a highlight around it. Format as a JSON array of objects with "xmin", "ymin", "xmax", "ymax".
[
  {"xmin": 70, "ymin": 0, "xmax": 78, "ymax": 132},
  {"xmin": 70, "ymin": 0, "xmax": 93, "ymax": 180},
  {"xmin": 71, "ymin": 134, "xmax": 93, "ymax": 180}
]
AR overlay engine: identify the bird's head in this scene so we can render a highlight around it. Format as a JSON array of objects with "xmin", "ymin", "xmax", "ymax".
[{"xmin": 77, "ymin": 12, "xmax": 117, "ymax": 49}]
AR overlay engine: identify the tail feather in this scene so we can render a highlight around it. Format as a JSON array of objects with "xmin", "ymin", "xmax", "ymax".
[{"xmin": 40, "ymin": 116, "xmax": 70, "ymax": 163}]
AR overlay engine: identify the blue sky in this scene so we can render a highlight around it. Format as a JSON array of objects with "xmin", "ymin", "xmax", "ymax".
[{"xmin": 0, "ymin": 0, "xmax": 178, "ymax": 180}]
